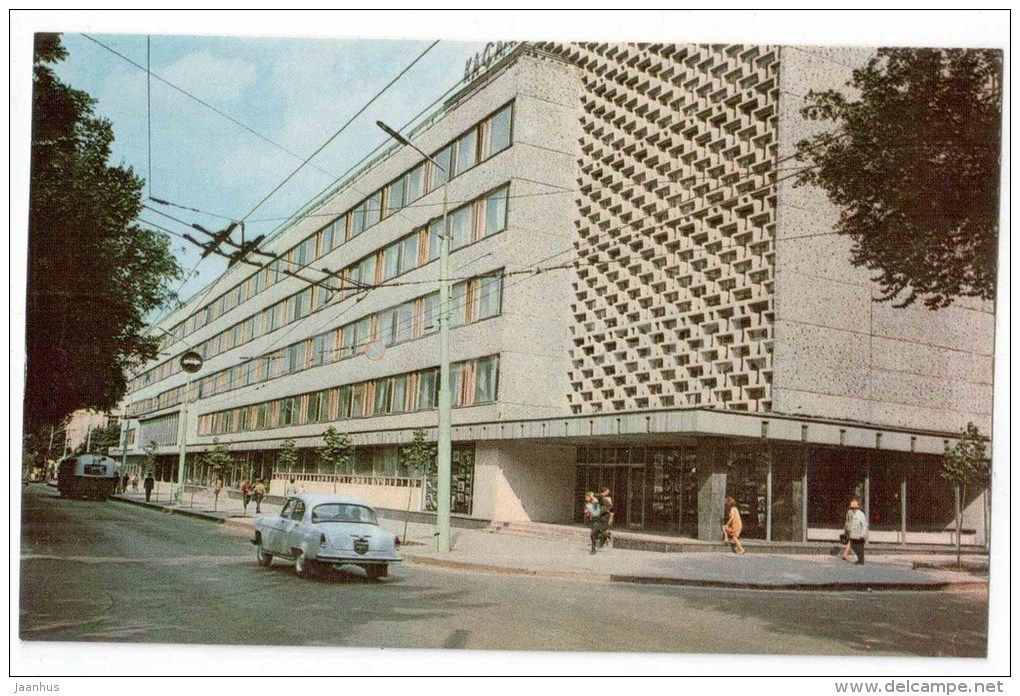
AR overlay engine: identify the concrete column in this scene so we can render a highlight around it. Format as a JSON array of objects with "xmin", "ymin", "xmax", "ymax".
[
  {"xmin": 801, "ymin": 446, "xmax": 809, "ymax": 542},
  {"xmin": 697, "ymin": 441, "xmax": 727, "ymax": 541}
]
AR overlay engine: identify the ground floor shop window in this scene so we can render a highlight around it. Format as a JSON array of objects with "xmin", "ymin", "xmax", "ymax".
[
  {"xmin": 725, "ymin": 445, "xmax": 769, "ymax": 540},
  {"xmin": 807, "ymin": 447, "xmax": 867, "ymax": 527},
  {"xmin": 770, "ymin": 444, "xmax": 805, "ymax": 542},
  {"xmin": 424, "ymin": 444, "xmax": 475, "ymax": 515}
]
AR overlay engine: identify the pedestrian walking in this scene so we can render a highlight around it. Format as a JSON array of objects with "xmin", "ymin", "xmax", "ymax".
[
  {"xmin": 213, "ymin": 477, "xmax": 224, "ymax": 510},
  {"xmin": 253, "ymin": 479, "xmax": 267, "ymax": 514},
  {"xmin": 285, "ymin": 478, "xmax": 299, "ymax": 497},
  {"xmin": 599, "ymin": 487, "xmax": 614, "ymax": 544},
  {"xmin": 130, "ymin": 474, "xmax": 139, "ymax": 492},
  {"xmin": 241, "ymin": 479, "xmax": 252, "ymax": 516},
  {"xmin": 722, "ymin": 497, "xmax": 746, "ymax": 555},
  {"xmin": 121, "ymin": 473, "xmax": 130, "ymax": 494},
  {"xmin": 590, "ymin": 487, "xmax": 613, "ymax": 554},
  {"xmin": 843, "ymin": 498, "xmax": 868, "ymax": 565},
  {"xmin": 143, "ymin": 473, "xmax": 155, "ymax": 502}
]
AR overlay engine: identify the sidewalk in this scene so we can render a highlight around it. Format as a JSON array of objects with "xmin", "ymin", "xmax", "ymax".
[{"xmin": 111, "ymin": 484, "xmax": 987, "ymax": 592}]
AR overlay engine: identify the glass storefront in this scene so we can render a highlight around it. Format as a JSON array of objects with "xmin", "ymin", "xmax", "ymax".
[
  {"xmin": 571, "ymin": 439, "xmax": 957, "ymax": 544},
  {"xmin": 574, "ymin": 446, "xmax": 699, "ymax": 535}
]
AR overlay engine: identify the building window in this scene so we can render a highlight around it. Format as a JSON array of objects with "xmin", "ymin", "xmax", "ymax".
[
  {"xmin": 373, "ymin": 378, "xmax": 392, "ymax": 415},
  {"xmin": 400, "ymin": 235, "xmax": 418, "ymax": 275},
  {"xmin": 474, "ymin": 355, "xmax": 498, "ymax": 404},
  {"xmin": 431, "ymin": 145, "xmax": 453, "ymax": 190},
  {"xmin": 382, "ymin": 241, "xmax": 401, "ymax": 281},
  {"xmin": 450, "ymin": 282, "xmax": 467, "ymax": 328},
  {"xmin": 418, "ymin": 368, "xmax": 439, "ymax": 410},
  {"xmin": 405, "ymin": 164, "xmax": 425, "ymax": 203},
  {"xmin": 448, "ymin": 206, "xmax": 472, "ymax": 251},
  {"xmin": 487, "ymin": 104, "xmax": 512, "ymax": 156},
  {"xmin": 385, "ymin": 177, "xmax": 405, "ymax": 218},
  {"xmin": 365, "ymin": 191, "xmax": 382, "ymax": 228},
  {"xmin": 350, "ymin": 203, "xmax": 366, "ymax": 238},
  {"xmin": 350, "ymin": 384, "xmax": 366, "ymax": 418},
  {"xmin": 338, "ymin": 385, "xmax": 352, "ymax": 420},
  {"xmin": 477, "ymin": 275, "xmax": 502, "ymax": 319},
  {"xmin": 428, "ymin": 219, "xmax": 442, "ymax": 261},
  {"xmin": 422, "ymin": 293, "xmax": 440, "ymax": 335},
  {"xmin": 485, "ymin": 186, "xmax": 509, "ymax": 237},
  {"xmin": 453, "ymin": 129, "xmax": 478, "ymax": 176},
  {"xmin": 391, "ymin": 374, "xmax": 407, "ymax": 414}
]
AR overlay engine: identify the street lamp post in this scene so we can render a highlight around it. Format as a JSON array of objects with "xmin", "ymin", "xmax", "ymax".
[
  {"xmin": 175, "ymin": 350, "xmax": 204, "ymax": 505},
  {"xmin": 377, "ymin": 120, "xmax": 452, "ymax": 553}
]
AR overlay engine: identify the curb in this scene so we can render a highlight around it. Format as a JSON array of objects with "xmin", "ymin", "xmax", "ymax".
[
  {"xmin": 113, "ymin": 495, "xmax": 229, "ymax": 524},
  {"xmin": 407, "ymin": 555, "xmax": 612, "ymax": 583},
  {"xmin": 406, "ymin": 555, "xmax": 988, "ymax": 592}
]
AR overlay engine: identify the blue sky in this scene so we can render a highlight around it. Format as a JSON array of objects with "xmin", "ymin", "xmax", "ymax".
[{"xmin": 50, "ymin": 32, "xmax": 489, "ymax": 305}]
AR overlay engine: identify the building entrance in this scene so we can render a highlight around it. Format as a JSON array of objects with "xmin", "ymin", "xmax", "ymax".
[{"xmin": 574, "ymin": 446, "xmax": 699, "ymax": 536}]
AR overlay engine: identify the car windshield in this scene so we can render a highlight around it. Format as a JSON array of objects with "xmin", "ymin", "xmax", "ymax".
[{"xmin": 310, "ymin": 503, "xmax": 378, "ymax": 525}]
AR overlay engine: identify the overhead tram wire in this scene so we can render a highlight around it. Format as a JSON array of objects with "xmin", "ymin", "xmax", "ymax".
[
  {"xmin": 237, "ymin": 40, "xmax": 441, "ymax": 225},
  {"xmin": 137, "ymin": 40, "xmax": 444, "ymax": 346},
  {"xmin": 82, "ymin": 34, "xmax": 344, "ymax": 186}
]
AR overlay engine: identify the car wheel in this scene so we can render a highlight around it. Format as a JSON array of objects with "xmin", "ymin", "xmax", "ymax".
[
  {"xmin": 294, "ymin": 551, "xmax": 314, "ymax": 579},
  {"xmin": 365, "ymin": 565, "xmax": 388, "ymax": 581},
  {"xmin": 255, "ymin": 540, "xmax": 273, "ymax": 567}
]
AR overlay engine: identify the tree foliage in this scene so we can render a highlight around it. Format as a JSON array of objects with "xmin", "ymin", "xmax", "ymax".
[
  {"xmin": 202, "ymin": 438, "xmax": 235, "ymax": 473},
  {"xmin": 941, "ymin": 422, "xmax": 991, "ymax": 564},
  {"xmin": 25, "ymin": 33, "xmax": 182, "ymax": 430},
  {"xmin": 797, "ymin": 48, "xmax": 1002, "ymax": 309},
  {"xmin": 277, "ymin": 438, "xmax": 298, "ymax": 472},
  {"xmin": 400, "ymin": 428, "xmax": 435, "ymax": 480},
  {"xmin": 941, "ymin": 422, "xmax": 991, "ymax": 489},
  {"xmin": 80, "ymin": 421, "xmax": 121, "ymax": 455},
  {"xmin": 317, "ymin": 427, "xmax": 353, "ymax": 473}
]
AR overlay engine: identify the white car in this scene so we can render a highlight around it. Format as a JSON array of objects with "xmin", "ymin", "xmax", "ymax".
[{"xmin": 252, "ymin": 494, "xmax": 401, "ymax": 580}]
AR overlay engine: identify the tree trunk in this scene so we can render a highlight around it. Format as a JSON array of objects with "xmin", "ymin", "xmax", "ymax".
[
  {"xmin": 403, "ymin": 479, "xmax": 414, "ymax": 544},
  {"xmin": 955, "ymin": 484, "xmax": 963, "ymax": 568}
]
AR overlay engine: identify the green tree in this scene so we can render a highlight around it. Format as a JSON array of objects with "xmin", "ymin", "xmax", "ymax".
[
  {"xmin": 941, "ymin": 422, "xmax": 991, "ymax": 565},
  {"xmin": 86, "ymin": 422, "xmax": 121, "ymax": 455},
  {"xmin": 796, "ymin": 48, "xmax": 1002, "ymax": 309},
  {"xmin": 399, "ymin": 428, "xmax": 435, "ymax": 543},
  {"xmin": 277, "ymin": 438, "xmax": 298, "ymax": 475},
  {"xmin": 318, "ymin": 427, "xmax": 354, "ymax": 493},
  {"xmin": 25, "ymin": 33, "xmax": 182, "ymax": 431}
]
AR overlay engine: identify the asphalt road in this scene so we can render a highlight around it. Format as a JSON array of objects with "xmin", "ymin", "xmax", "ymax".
[{"xmin": 18, "ymin": 485, "xmax": 988, "ymax": 655}]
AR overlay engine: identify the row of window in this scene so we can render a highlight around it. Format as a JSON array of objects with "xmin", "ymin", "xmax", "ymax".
[
  {"xmin": 159, "ymin": 101, "xmax": 514, "ymax": 353},
  {"xmin": 126, "ymin": 273, "xmax": 503, "ymax": 419},
  {"xmin": 129, "ymin": 182, "xmax": 510, "ymax": 395},
  {"xmin": 197, "ymin": 355, "xmax": 500, "ymax": 437}
]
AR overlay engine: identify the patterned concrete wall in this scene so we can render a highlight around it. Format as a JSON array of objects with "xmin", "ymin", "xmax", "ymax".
[
  {"xmin": 540, "ymin": 42, "xmax": 781, "ymax": 415},
  {"xmin": 774, "ymin": 46, "xmax": 995, "ymax": 433}
]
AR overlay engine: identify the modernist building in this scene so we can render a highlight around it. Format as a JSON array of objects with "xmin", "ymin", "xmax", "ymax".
[{"xmin": 120, "ymin": 42, "xmax": 995, "ymax": 546}]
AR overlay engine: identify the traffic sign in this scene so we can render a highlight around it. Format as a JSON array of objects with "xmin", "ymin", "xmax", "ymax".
[{"xmin": 180, "ymin": 351, "xmax": 204, "ymax": 373}]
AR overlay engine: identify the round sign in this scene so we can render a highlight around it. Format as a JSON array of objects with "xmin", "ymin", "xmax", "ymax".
[
  {"xmin": 180, "ymin": 351, "xmax": 204, "ymax": 373},
  {"xmin": 365, "ymin": 340, "xmax": 386, "ymax": 362}
]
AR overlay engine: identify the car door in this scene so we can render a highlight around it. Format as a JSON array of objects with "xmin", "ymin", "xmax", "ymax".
[
  {"xmin": 263, "ymin": 499, "xmax": 294, "ymax": 554},
  {"xmin": 280, "ymin": 499, "xmax": 307, "ymax": 555}
]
